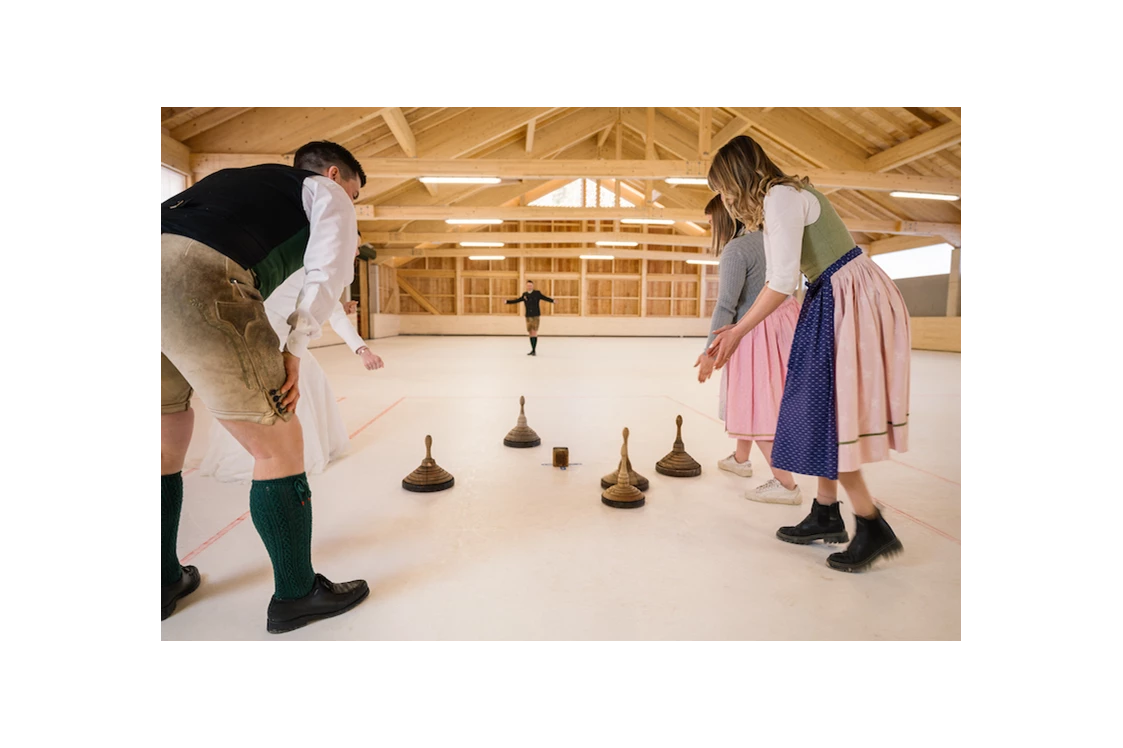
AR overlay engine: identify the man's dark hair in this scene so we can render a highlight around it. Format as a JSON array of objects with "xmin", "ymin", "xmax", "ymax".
[
  {"xmin": 527, "ymin": 280, "xmax": 534, "ymax": 285},
  {"xmin": 294, "ymin": 141, "xmax": 366, "ymax": 187}
]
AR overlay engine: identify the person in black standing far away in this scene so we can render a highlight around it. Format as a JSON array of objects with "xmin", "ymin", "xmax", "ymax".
[{"xmin": 506, "ymin": 280, "xmax": 554, "ymax": 355}]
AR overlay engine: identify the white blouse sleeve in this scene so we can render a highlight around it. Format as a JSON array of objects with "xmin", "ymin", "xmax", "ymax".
[
  {"xmin": 761, "ymin": 186, "xmax": 810, "ymax": 297},
  {"xmin": 283, "ymin": 176, "xmax": 359, "ymax": 358},
  {"xmin": 328, "ymin": 301, "xmax": 367, "ymax": 353}
]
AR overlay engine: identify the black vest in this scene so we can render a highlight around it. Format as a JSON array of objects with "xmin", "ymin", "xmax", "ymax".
[{"xmin": 161, "ymin": 164, "xmax": 321, "ymax": 295}]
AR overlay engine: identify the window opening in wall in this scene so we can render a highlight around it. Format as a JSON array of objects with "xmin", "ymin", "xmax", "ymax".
[
  {"xmin": 871, "ymin": 242, "xmax": 954, "ymax": 280},
  {"xmin": 530, "ymin": 179, "xmax": 636, "ymax": 208},
  {"xmin": 161, "ymin": 166, "xmax": 187, "ymax": 201}
]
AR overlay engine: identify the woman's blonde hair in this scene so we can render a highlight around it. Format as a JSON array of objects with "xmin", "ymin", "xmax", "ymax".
[
  {"xmin": 707, "ymin": 135, "xmax": 809, "ymax": 230},
  {"xmin": 706, "ymin": 194, "xmax": 744, "ymax": 257}
]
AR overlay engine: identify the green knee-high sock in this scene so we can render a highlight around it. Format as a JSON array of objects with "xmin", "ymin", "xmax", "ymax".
[
  {"xmin": 250, "ymin": 473, "xmax": 315, "ymax": 600},
  {"xmin": 531, "ymin": 336, "xmax": 537, "ymax": 352},
  {"xmin": 162, "ymin": 473, "xmax": 184, "ymax": 585}
]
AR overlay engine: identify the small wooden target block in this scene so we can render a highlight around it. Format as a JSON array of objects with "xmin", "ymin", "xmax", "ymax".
[{"xmin": 553, "ymin": 447, "xmax": 569, "ymax": 468}]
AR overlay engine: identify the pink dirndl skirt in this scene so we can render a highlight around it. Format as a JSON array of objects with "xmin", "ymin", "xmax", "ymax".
[
  {"xmin": 832, "ymin": 253, "xmax": 911, "ymax": 472},
  {"xmin": 723, "ymin": 296, "xmax": 800, "ymax": 440}
]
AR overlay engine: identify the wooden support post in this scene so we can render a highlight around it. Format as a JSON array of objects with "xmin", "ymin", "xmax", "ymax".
[
  {"xmin": 640, "ymin": 258, "xmax": 648, "ymax": 317},
  {"xmin": 947, "ymin": 246, "xmax": 961, "ymax": 317},
  {"xmin": 691, "ymin": 260, "xmax": 700, "ymax": 316},
  {"xmin": 699, "ymin": 107, "xmax": 712, "ymax": 160},
  {"xmin": 580, "ymin": 258, "xmax": 587, "ymax": 316},
  {"xmin": 455, "ymin": 256, "xmax": 464, "ymax": 315},
  {"xmin": 357, "ymin": 258, "xmax": 371, "ymax": 338}
]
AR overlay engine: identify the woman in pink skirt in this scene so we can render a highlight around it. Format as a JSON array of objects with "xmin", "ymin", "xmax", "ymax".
[
  {"xmin": 708, "ymin": 135, "xmax": 910, "ymax": 573},
  {"xmin": 696, "ymin": 196, "xmax": 802, "ymax": 505}
]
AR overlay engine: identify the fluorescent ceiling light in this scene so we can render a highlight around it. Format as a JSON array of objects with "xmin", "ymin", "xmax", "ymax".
[
  {"xmin": 580, "ymin": 255, "xmax": 615, "ymax": 260},
  {"xmin": 889, "ymin": 191, "xmax": 960, "ymax": 201},
  {"xmin": 620, "ymin": 218, "xmax": 675, "ymax": 225},
  {"xmin": 665, "ymin": 177, "xmax": 709, "ymax": 186},
  {"xmin": 420, "ymin": 177, "xmax": 502, "ymax": 185},
  {"xmin": 459, "ymin": 241, "xmax": 505, "ymax": 248},
  {"xmin": 445, "ymin": 218, "xmax": 504, "ymax": 225},
  {"xmin": 596, "ymin": 241, "xmax": 639, "ymax": 247},
  {"xmin": 468, "ymin": 255, "xmax": 506, "ymax": 261},
  {"xmin": 686, "ymin": 259, "xmax": 720, "ymax": 265}
]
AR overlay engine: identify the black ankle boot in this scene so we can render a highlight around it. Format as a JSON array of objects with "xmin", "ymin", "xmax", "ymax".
[
  {"xmin": 162, "ymin": 565, "xmax": 201, "ymax": 621},
  {"xmin": 776, "ymin": 499, "xmax": 849, "ymax": 545},
  {"xmin": 266, "ymin": 573, "xmax": 370, "ymax": 634},
  {"xmin": 827, "ymin": 511, "xmax": 903, "ymax": 572}
]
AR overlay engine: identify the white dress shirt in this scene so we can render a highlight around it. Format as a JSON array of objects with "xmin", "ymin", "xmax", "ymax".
[{"xmin": 284, "ymin": 176, "xmax": 359, "ymax": 357}]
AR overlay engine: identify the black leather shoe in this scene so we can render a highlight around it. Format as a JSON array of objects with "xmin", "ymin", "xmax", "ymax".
[
  {"xmin": 162, "ymin": 565, "xmax": 201, "ymax": 621},
  {"xmin": 776, "ymin": 499, "xmax": 849, "ymax": 545},
  {"xmin": 266, "ymin": 573, "xmax": 370, "ymax": 634},
  {"xmin": 827, "ymin": 511, "xmax": 903, "ymax": 572},
  {"xmin": 527, "ymin": 351, "xmax": 536, "ymax": 356}
]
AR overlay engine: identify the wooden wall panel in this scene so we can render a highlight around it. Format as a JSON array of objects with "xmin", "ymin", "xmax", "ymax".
[{"xmin": 910, "ymin": 317, "xmax": 961, "ymax": 352}]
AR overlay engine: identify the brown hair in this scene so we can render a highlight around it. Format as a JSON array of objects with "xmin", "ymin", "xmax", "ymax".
[
  {"xmin": 707, "ymin": 135, "xmax": 809, "ymax": 230},
  {"xmin": 705, "ymin": 194, "xmax": 744, "ymax": 257}
]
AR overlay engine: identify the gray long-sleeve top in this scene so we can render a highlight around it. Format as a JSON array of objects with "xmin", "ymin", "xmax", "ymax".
[{"xmin": 704, "ymin": 231, "xmax": 767, "ymax": 352}]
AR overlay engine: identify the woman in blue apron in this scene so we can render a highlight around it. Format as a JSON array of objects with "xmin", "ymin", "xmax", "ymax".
[{"xmin": 707, "ymin": 135, "xmax": 911, "ymax": 572}]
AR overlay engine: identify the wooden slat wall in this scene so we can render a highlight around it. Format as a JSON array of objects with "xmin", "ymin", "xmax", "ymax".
[{"xmin": 911, "ymin": 317, "xmax": 961, "ymax": 352}]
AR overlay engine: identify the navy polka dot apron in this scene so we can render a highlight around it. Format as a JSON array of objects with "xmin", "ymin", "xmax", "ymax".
[{"xmin": 771, "ymin": 246, "xmax": 863, "ymax": 480}]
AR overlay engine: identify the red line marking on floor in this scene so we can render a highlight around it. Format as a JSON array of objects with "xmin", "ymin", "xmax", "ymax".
[
  {"xmin": 890, "ymin": 458, "xmax": 960, "ymax": 486},
  {"xmin": 875, "ymin": 498, "xmax": 960, "ymax": 545},
  {"xmin": 182, "ymin": 510, "xmax": 251, "ymax": 564},
  {"xmin": 181, "ymin": 397, "xmax": 406, "ymax": 565},
  {"xmin": 336, "ymin": 396, "xmax": 346, "ymax": 403},
  {"xmin": 349, "ymin": 397, "xmax": 405, "ymax": 439},
  {"xmin": 663, "ymin": 396, "xmax": 724, "ymax": 426},
  {"xmin": 183, "ymin": 468, "xmax": 198, "ymax": 477}
]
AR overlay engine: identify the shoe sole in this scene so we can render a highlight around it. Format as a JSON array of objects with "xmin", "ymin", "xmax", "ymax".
[
  {"xmin": 827, "ymin": 539, "xmax": 904, "ymax": 573},
  {"xmin": 775, "ymin": 529, "xmax": 849, "ymax": 545},
  {"xmin": 267, "ymin": 586, "xmax": 371, "ymax": 634},
  {"xmin": 161, "ymin": 569, "xmax": 201, "ymax": 621},
  {"xmin": 746, "ymin": 493, "xmax": 802, "ymax": 505},
  {"xmin": 718, "ymin": 463, "xmax": 752, "ymax": 477}
]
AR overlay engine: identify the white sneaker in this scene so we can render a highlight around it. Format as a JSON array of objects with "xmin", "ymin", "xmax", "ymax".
[
  {"xmin": 746, "ymin": 478, "xmax": 803, "ymax": 505},
  {"xmin": 717, "ymin": 453, "xmax": 753, "ymax": 477}
]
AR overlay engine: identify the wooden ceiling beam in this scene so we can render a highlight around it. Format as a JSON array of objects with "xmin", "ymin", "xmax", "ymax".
[
  {"xmin": 162, "ymin": 108, "xmax": 213, "ymax": 132},
  {"xmin": 361, "ymin": 216, "xmax": 958, "ymax": 247},
  {"xmin": 374, "ymin": 246, "xmax": 710, "ymax": 262},
  {"xmin": 868, "ymin": 235, "xmax": 950, "ymax": 255},
  {"xmin": 865, "ymin": 121, "xmax": 962, "ymax": 172},
  {"xmin": 356, "ymin": 107, "xmax": 557, "ymax": 202},
  {"xmin": 170, "ymin": 107, "xmax": 254, "ymax": 142},
  {"xmin": 934, "ymin": 107, "xmax": 962, "ymax": 123},
  {"xmin": 727, "ymin": 107, "xmax": 871, "ymax": 170},
  {"xmin": 161, "ymin": 129, "xmax": 191, "ymax": 175},
  {"xmin": 364, "ymin": 230, "xmax": 712, "ymax": 248},
  {"xmin": 359, "ymin": 206, "xmax": 710, "ymax": 222},
  {"xmin": 381, "ymin": 107, "xmax": 417, "ymax": 157}
]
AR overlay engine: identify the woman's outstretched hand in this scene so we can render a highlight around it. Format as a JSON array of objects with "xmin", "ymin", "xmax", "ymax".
[
  {"xmin": 708, "ymin": 323, "xmax": 745, "ymax": 369},
  {"xmin": 694, "ymin": 352, "xmax": 716, "ymax": 383}
]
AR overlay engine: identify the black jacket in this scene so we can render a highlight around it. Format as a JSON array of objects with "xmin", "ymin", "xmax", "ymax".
[{"xmin": 506, "ymin": 290, "xmax": 554, "ymax": 317}]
